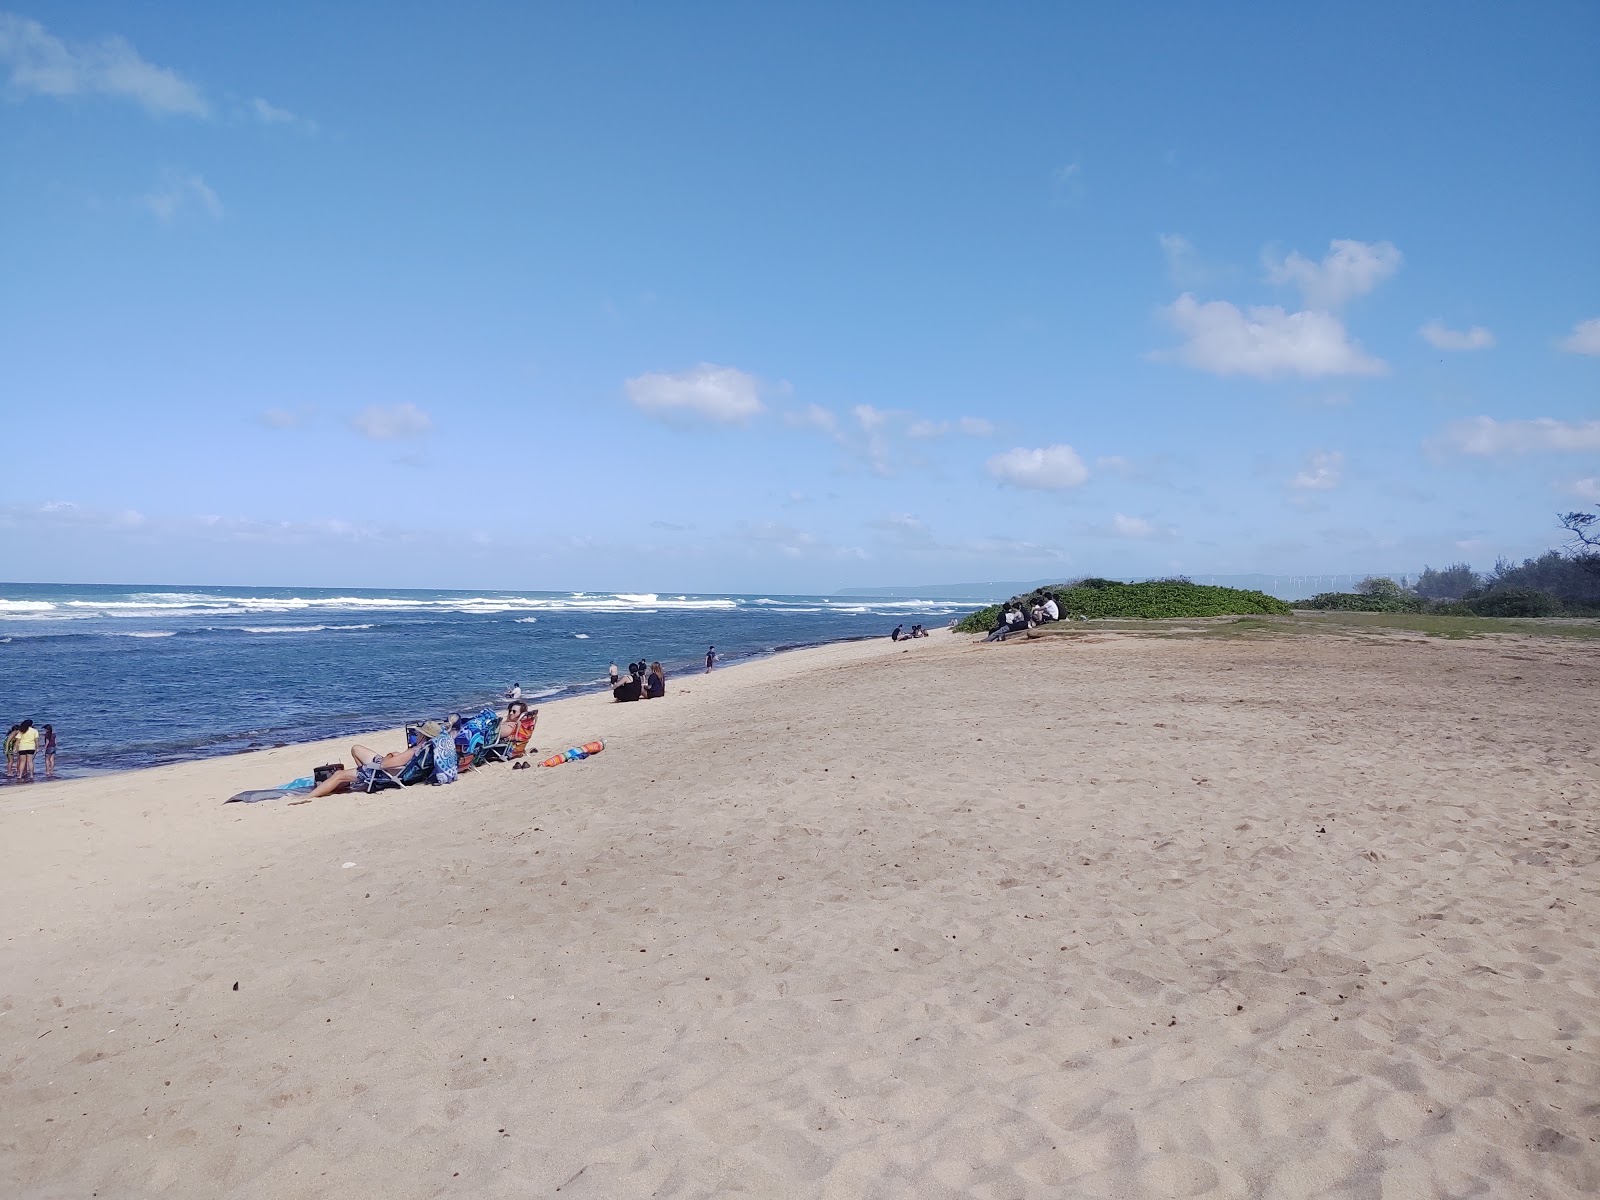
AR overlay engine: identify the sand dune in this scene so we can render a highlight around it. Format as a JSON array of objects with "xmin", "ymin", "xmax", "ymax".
[{"xmin": 2, "ymin": 628, "xmax": 1596, "ymax": 1198}]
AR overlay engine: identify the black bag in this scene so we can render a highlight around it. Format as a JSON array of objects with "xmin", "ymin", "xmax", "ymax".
[{"xmin": 313, "ymin": 762, "xmax": 345, "ymax": 784}]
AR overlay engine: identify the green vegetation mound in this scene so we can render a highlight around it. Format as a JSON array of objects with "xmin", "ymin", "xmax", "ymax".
[
  {"xmin": 954, "ymin": 580, "xmax": 1290, "ymax": 632},
  {"xmin": 1300, "ymin": 591, "xmax": 1424, "ymax": 613},
  {"xmin": 1300, "ymin": 587, "xmax": 1573, "ymax": 618}
]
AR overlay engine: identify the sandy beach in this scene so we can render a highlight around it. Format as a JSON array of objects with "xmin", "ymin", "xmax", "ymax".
[{"xmin": 2, "ymin": 626, "xmax": 1596, "ymax": 1198}]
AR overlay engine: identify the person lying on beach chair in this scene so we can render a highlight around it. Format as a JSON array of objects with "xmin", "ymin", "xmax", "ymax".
[{"xmin": 304, "ymin": 722, "xmax": 441, "ymax": 798}]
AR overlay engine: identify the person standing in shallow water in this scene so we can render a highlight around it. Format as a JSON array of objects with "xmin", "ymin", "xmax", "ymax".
[
  {"xmin": 704, "ymin": 645, "xmax": 716, "ymax": 673},
  {"xmin": 42, "ymin": 725, "xmax": 56, "ymax": 779},
  {"xmin": 14, "ymin": 720, "xmax": 38, "ymax": 782}
]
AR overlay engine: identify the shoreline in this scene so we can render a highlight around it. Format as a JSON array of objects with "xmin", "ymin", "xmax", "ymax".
[
  {"xmin": 0, "ymin": 629, "xmax": 946, "ymax": 809},
  {"xmin": 0, "ymin": 627, "xmax": 913, "ymax": 788}
]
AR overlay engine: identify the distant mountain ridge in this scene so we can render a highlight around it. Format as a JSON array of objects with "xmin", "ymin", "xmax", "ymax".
[{"xmin": 835, "ymin": 573, "xmax": 1407, "ymax": 603}]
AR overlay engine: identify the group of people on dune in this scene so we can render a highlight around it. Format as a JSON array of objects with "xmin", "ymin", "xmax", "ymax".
[{"xmin": 985, "ymin": 594, "xmax": 1063, "ymax": 642}]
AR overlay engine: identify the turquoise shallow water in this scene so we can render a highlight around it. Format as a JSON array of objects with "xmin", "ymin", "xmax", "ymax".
[{"xmin": 0, "ymin": 583, "xmax": 967, "ymax": 776}]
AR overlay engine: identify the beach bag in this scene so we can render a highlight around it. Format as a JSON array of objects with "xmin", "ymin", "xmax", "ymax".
[
  {"xmin": 431, "ymin": 734, "xmax": 459, "ymax": 784},
  {"xmin": 313, "ymin": 762, "xmax": 345, "ymax": 784}
]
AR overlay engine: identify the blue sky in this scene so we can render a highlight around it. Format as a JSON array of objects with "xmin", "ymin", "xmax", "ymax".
[{"xmin": 2, "ymin": 2, "xmax": 1596, "ymax": 592}]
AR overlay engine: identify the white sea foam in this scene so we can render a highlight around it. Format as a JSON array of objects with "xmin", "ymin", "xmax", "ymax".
[
  {"xmin": 514, "ymin": 617, "xmax": 538, "ymax": 624},
  {"xmin": 5, "ymin": 591, "xmax": 742, "ymax": 619},
  {"xmin": 118, "ymin": 630, "xmax": 176, "ymax": 638},
  {"xmin": 240, "ymin": 624, "xmax": 375, "ymax": 634},
  {"xmin": 573, "ymin": 633, "xmax": 590, "ymax": 639}
]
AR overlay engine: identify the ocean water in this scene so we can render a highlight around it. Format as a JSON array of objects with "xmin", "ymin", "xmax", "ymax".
[{"xmin": 0, "ymin": 584, "xmax": 968, "ymax": 778}]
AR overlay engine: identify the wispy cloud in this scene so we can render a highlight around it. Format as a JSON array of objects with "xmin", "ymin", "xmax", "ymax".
[
  {"xmin": 1559, "ymin": 478, "xmax": 1600, "ymax": 503},
  {"xmin": 1557, "ymin": 316, "xmax": 1600, "ymax": 356},
  {"xmin": 142, "ymin": 171, "xmax": 223, "ymax": 222},
  {"xmin": 1290, "ymin": 449, "xmax": 1345, "ymax": 491},
  {"xmin": 1081, "ymin": 512, "xmax": 1175, "ymax": 540},
  {"xmin": 246, "ymin": 94, "xmax": 316, "ymax": 133},
  {"xmin": 1158, "ymin": 294, "xmax": 1386, "ymax": 379},
  {"xmin": 781, "ymin": 404, "xmax": 838, "ymax": 435},
  {"xmin": 350, "ymin": 403, "xmax": 432, "ymax": 441},
  {"xmin": 905, "ymin": 416, "xmax": 993, "ymax": 439},
  {"xmin": 986, "ymin": 445, "xmax": 1089, "ymax": 491},
  {"xmin": 0, "ymin": 500, "xmax": 398, "ymax": 547},
  {"xmin": 733, "ymin": 521, "xmax": 866, "ymax": 561},
  {"xmin": 1049, "ymin": 162, "xmax": 1084, "ymax": 206},
  {"xmin": 0, "ymin": 12, "xmax": 208, "ymax": 116},
  {"xmin": 866, "ymin": 512, "xmax": 933, "ymax": 542},
  {"xmin": 1430, "ymin": 416, "xmax": 1600, "ymax": 457},
  {"xmin": 258, "ymin": 407, "xmax": 313, "ymax": 430},
  {"xmin": 1419, "ymin": 320, "xmax": 1495, "ymax": 351},
  {"xmin": 1264, "ymin": 239, "xmax": 1401, "ymax": 310},
  {"xmin": 625, "ymin": 363, "xmax": 764, "ymax": 425}
]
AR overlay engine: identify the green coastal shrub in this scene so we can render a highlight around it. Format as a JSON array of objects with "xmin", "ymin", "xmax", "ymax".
[
  {"xmin": 1299, "ymin": 588, "xmax": 1568, "ymax": 617},
  {"xmin": 1462, "ymin": 588, "xmax": 1562, "ymax": 617},
  {"xmin": 954, "ymin": 581, "xmax": 1290, "ymax": 631},
  {"xmin": 1299, "ymin": 591, "xmax": 1424, "ymax": 613}
]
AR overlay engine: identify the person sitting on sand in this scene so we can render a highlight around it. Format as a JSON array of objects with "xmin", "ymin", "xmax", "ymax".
[
  {"xmin": 891, "ymin": 624, "xmax": 903, "ymax": 641},
  {"xmin": 645, "ymin": 661, "xmax": 666, "ymax": 699},
  {"xmin": 304, "ymin": 725, "xmax": 439, "ymax": 798},
  {"xmin": 613, "ymin": 664, "xmax": 643, "ymax": 702}
]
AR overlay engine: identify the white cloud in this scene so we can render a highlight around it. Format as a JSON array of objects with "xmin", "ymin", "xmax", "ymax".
[
  {"xmin": 1159, "ymin": 293, "xmax": 1386, "ymax": 379},
  {"xmin": 350, "ymin": 403, "xmax": 432, "ymax": 441},
  {"xmin": 142, "ymin": 171, "xmax": 222, "ymax": 222},
  {"xmin": 781, "ymin": 404, "xmax": 838, "ymax": 435},
  {"xmin": 1432, "ymin": 416, "xmax": 1600, "ymax": 456},
  {"xmin": 1560, "ymin": 478, "xmax": 1600, "ymax": 503},
  {"xmin": 906, "ymin": 416, "xmax": 994, "ymax": 439},
  {"xmin": 1290, "ymin": 450, "xmax": 1345, "ymax": 490},
  {"xmin": 625, "ymin": 363, "xmax": 763, "ymax": 425},
  {"xmin": 986, "ymin": 445, "xmax": 1089, "ymax": 491},
  {"xmin": 1557, "ymin": 317, "xmax": 1600, "ymax": 356},
  {"xmin": 1420, "ymin": 320, "xmax": 1495, "ymax": 351},
  {"xmin": 0, "ymin": 13, "xmax": 208, "ymax": 116},
  {"xmin": 1264, "ymin": 239, "xmax": 1401, "ymax": 309}
]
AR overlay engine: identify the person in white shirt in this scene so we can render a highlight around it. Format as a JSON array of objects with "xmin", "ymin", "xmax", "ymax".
[{"xmin": 1043, "ymin": 596, "xmax": 1060, "ymax": 622}]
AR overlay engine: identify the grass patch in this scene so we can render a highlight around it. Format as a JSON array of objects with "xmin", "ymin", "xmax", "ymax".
[
  {"xmin": 1293, "ymin": 611, "xmax": 1600, "ymax": 639},
  {"xmin": 1014, "ymin": 611, "xmax": 1600, "ymax": 643}
]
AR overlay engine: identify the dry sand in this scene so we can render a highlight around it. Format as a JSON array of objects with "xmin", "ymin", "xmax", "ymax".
[{"xmin": 2, "ymin": 627, "xmax": 1596, "ymax": 1198}]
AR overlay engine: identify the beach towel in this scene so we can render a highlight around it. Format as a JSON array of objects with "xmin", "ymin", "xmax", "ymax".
[{"xmin": 225, "ymin": 776, "xmax": 315, "ymax": 804}]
